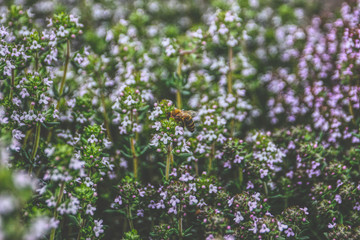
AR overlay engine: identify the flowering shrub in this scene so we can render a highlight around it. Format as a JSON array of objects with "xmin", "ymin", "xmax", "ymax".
[{"xmin": 1, "ymin": 0, "xmax": 360, "ymax": 239}]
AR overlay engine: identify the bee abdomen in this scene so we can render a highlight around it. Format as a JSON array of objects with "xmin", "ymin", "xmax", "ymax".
[{"xmin": 185, "ymin": 118, "xmax": 195, "ymax": 132}]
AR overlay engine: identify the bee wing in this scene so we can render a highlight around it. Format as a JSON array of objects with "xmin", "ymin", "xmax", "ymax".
[{"xmin": 184, "ymin": 110, "xmax": 197, "ymax": 117}]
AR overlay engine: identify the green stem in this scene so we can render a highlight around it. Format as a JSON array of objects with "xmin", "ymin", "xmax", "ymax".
[
  {"xmin": 228, "ymin": 47, "xmax": 235, "ymax": 136},
  {"xmin": 35, "ymin": 51, "xmax": 39, "ymax": 71},
  {"xmin": 29, "ymin": 122, "xmax": 41, "ymax": 175},
  {"xmin": 9, "ymin": 69, "xmax": 14, "ymax": 101},
  {"xmin": 238, "ymin": 167, "xmax": 243, "ymax": 189},
  {"xmin": 263, "ymin": 181, "xmax": 268, "ymax": 196},
  {"xmin": 56, "ymin": 39, "xmax": 70, "ymax": 110},
  {"xmin": 127, "ymin": 205, "xmax": 134, "ymax": 230},
  {"xmin": 98, "ymin": 75, "xmax": 113, "ymax": 142},
  {"xmin": 130, "ymin": 137, "xmax": 138, "ymax": 179},
  {"xmin": 23, "ymin": 128, "xmax": 33, "ymax": 148},
  {"xmin": 49, "ymin": 182, "xmax": 65, "ymax": 240},
  {"xmin": 176, "ymin": 55, "xmax": 184, "ymax": 109},
  {"xmin": 176, "ymin": 90, "xmax": 182, "ymax": 110},
  {"xmin": 207, "ymin": 142, "xmax": 215, "ymax": 174},
  {"xmin": 47, "ymin": 40, "xmax": 70, "ymax": 143},
  {"xmin": 76, "ymin": 218, "xmax": 86, "ymax": 240},
  {"xmin": 178, "ymin": 205, "xmax": 183, "ymax": 239},
  {"xmin": 166, "ymin": 145, "xmax": 173, "ymax": 180},
  {"xmin": 227, "ymin": 47, "xmax": 233, "ymax": 94}
]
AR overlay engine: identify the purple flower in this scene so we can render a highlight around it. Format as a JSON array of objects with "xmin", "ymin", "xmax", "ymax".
[
  {"xmin": 189, "ymin": 195, "xmax": 198, "ymax": 205},
  {"xmin": 248, "ymin": 201, "xmax": 257, "ymax": 211},
  {"xmin": 285, "ymin": 228, "xmax": 294, "ymax": 237},
  {"xmin": 137, "ymin": 209, "xmax": 144, "ymax": 217},
  {"xmin": 334, "ymin": 194, "xmax": 342, "ymax": 204},
  {"xmin": 259, "ymin": 223, "xmax": 270, "ymax": 233},
  {"xmin": 277, "ymin": 221, "xmax": 288, "ymax": 232},
  {"xmin": 179, "ymin": 172, "xmax": 194, "ymax": 182},
  {"xmin": 234, "ymin": 155, "xmax": 243, "ymax": 164},
  {"xmin": 169, "ymin": 196, "xmax": 180, "ymax": 207}
]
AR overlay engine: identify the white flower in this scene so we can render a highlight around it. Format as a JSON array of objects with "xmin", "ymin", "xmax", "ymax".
[
  {"xmin": 93, "ymin": 219, "xmax": 104, "ymax": 237},
  {"xmin": 175, "ymin": 126, "xmax": 184, "ymax": 135},
  {"xmin": 218, "ymin": 24, "xmax": 229, "ymax": 35},
  {"xmin": 224, "ymin": 11, "xmax": 240, "ymax": 22},
  {"xmin": 12, "ymin": 129, "xmax": 25, "ymax": 140},
  {"xmin": 13, "ymin": 171, "xmax": 36, "ymax": 189},
  {"xmin": 152, "ymin": 121, "xmax": 162, "ymax": 131},
  {"xmin": 30, "ymin": 40, "xmax": 41, "ymax": 50},
  {"xmin": 20, "ymin": 88, "xmax": 30, "ymax": 98},
  {"xmin": 86, "ymin": 204, "xmax": 96, "ymax": 216},
  {"xmin": 181, "ymin": 140, "xmax": 190, "ymax": 153},
  {"xmin": 227, "ymin": 36, "xmax": 238, "ymax": 47},
  {"xmin": 204, "ymin": 116, "xmax": 214, "ymax": 125},
  {"xmin": 234, "ymin": 211, "xmax": 244, "ymax": 223},
  {"xmin": 57, "ymin": 26, "xmax": 69, "ymax": 37},
  {"xmin": 150, "ymin": 134, "xmax": 160, "ymax": 147},
  {"xmin": 0, "ymin": 194, "xmax": 17, "ymax": 214},
  {"xmin": 46, "ymin": 196, "xmax": 56, "ymax": 207},
  {"xmin": 161, "ymin": 38, "xmax": 171, "ymax": 47},
  {"xmin": 88, "ymin": 134, "xmax": 98, "ymax": 144},
  {"xmin": 160, "ymin": 133, "xmax": 172, "ymax": 144},
  {"xmin": 39, "ymin": 94, "xmax": 50, "ymax": 105},
  {"xmin": 209, "ymin": 184, "xmax": 217, "ymax": 194},
  {"xmin": 260, "ymin": 169, "xmax": 268, "ymax": 178},
  {"xmin": 165, "ymin": 45, "xmax": 176, "ymax": 56},
  {"xmin": 189, "ymin": 195, "xmax": 198, "ymax": 205},
  {"xmin": 278, "ymin": 221, "xmax": 288, "ymax": 231},
  {"xmin": 248, "ymin": 201, "xmax": 257, "ymax": 211},
  {"xmin": 24, "ymin": 217, "xmax": 53, "ymax": 240},
  {"xmin": 121, "ymin": 116, "xmax": 131, "ymax": 127},
  {"xmin": 132, "ymin": 123, "xmax": 142, "ymax": 133},
  {"xmin": 124, "ymin": 95, "xmax": 136, "ymax": 105}
]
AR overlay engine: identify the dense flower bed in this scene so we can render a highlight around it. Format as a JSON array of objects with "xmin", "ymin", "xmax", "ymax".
[{"xmin": 0, "ymin": 0, "xmax": 359, "ymax": 239}]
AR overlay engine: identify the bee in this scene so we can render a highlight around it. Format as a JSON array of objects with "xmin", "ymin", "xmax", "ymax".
[{"xmin": 167, "ymin": 109, "xmax": 196, "ymax": 132}]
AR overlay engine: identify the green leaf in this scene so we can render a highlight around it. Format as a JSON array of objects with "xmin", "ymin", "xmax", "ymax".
[
  {"xmin": 120, "ymin": 150, "xmax": 132, "ymax": 158},
  {"xmin": 67, "ymin": 215, "xmax": 80, "ymax": 226}
]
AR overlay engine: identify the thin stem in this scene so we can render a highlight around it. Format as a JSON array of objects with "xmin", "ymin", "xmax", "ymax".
[
  {"xmin": 238, "ymin": 167, "xmax": 243, "ymax": 189},
  {"xmin": 176, "ymin": 90, "xmax": 182, "ymax": 110},
  {"xmin": 348, "ymin": 100, "xmax": 356, "ymax": 125},
  {"xmin": 29, "ymin": 122, "xmax": 41, "ymax": 175},
  {"xmin": 263, "ymin": 181, "xmax": 269, "ymax": 196},
  {"xmin": 23, "ymin": 128, "xmax": 33, "ymax": 148},
  {"xmin": 76, "ymin": 218, "xmax": 86, "ymax": 240},
  {"xmin": 195, "ymin": 162, "xmax": 199, "ymax": 176},
  {"xmin": 9, "ymin": 69, "xmax": 14, "ymax": 101},
  {"xmin": 127, "ymin": 205, "xmax": 134, "ymax": 230},
  {"xmin": 178, "ymin": 205, "xmax": 183, "ymax": 239},
  {"xmin": 98, "ymin": 75, "xmax": 113, "ymax": 142},
  {"xmin": 47, "ymin": 40, "xmax": 71, "ymax": 143},
  {"xmin": 228, "ymin": 47, "xmax": 235, "ymax": 136},
  {"xmin": 227, "ymin": 47, "xmax": 233, "ymax": 94},
  {"xmin": 207, "ymin": 142, "xmax": 215, "ymax": 173},
  {"xmin": 176, "ymin": 55, "xmax": 184, "ymax": 109},
  {"xmin": 35, "ymin": 51, "xmax": 39, "ymax": 71},
  {"xmin": 130, "ymin": 137, "xmax": 138, "ymax": 179},
  {"xmin": 166, "ymin": 145, "xmax": 173, "ymax": 181},
  {"xmin": 56, "ymin": 39, "xmax": 70, "ymax": 110},
  {"xmin": 49, "ymin": 182, "xmax": 65, "ymax": 240}
]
